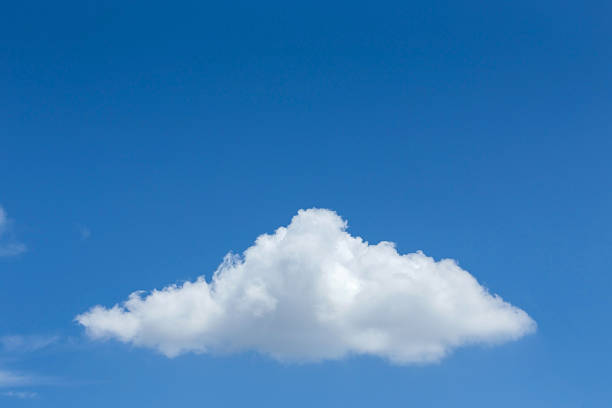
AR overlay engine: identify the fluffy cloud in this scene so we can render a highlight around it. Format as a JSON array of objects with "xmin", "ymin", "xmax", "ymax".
[
  {"xmin": 0, "ymin": 207, "xmax": 26, "ymax": 257},
  {"xmin": 77, "ymin": 209, "xmax": 535, "ymax": 363}
]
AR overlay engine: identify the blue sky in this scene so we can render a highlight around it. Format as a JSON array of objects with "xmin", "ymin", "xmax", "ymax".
[{"xmin": 1, "ymin": 0, "xmax": 611, "ymax": 406}]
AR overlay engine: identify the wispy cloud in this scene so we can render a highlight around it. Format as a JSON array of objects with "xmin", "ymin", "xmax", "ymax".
[
  {"xmin": 0, "ymin": 206, "xmax": 26, "ymax": 257},
  {"xmin": 0, "ymin": 334, "xmax": 64, "ymax": 397},
  {"xmin": 0, "ymin": 370, "xmax": 31, "ymax": 387},
  {"xmin": 0, "ymin": 366, "xmax": 63, "ymax": 392},
  {"xmin": 0, "ymin": 243, "xmax": 27, "ymax": 257},
  {"xmin": 0, "ymin": 335, "xmax": 59, "ymax": 353},
  {"xmin": 76, "ymin": 224, "xmax": 91, "ymax": 240},
  {"xmin": 1, "ymin": 390, "xmax": 37, "ymax": 399}
]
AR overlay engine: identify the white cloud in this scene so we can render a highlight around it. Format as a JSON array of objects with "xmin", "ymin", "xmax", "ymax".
[
  {"xmin": 0, "ymin": 207, "xmax": 26, "ymax": 257},
  {"xmin": 76, "ymin": 209, "xmax": 535, "ymax": 364}
]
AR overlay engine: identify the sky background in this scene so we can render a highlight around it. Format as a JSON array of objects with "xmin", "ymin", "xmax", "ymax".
[{"xmin": 1, "ymin": 0, "xmax": 611, "ymax": 406}]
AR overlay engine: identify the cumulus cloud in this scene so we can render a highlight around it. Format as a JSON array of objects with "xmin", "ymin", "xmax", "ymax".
[
  {"xmin": 0, "ymin": 207, "xmax": 26, "ymax": 257},
  {"xmin": 76, "ymin": 209, "xmax": 535, "ymax": 364}
]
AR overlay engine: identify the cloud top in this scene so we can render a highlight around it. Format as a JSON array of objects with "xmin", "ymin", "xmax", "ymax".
[{"xmin": 77, "ymin": 209, "xmax": 535, "ymax": 363}]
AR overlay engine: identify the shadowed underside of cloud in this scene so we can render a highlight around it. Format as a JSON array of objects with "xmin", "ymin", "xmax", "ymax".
[{"xmin": 76, "ymin": 209, "xmax": 535, "ymax": 364}]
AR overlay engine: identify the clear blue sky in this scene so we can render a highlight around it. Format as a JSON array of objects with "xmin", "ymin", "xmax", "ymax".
[{"xmin": 1, "ymin": 1, "xmax": 611, "ymax": 406}]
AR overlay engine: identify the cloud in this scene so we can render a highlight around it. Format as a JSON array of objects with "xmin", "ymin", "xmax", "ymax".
[
  {"xmin": 76, "ymin": 209, "xmax": 535, "ymax": 364},
  {"xmin": 0, "ymin": 335, "xmax": 59, "ymax": 353},
  {"xmin": 0, "ymin": 334, "xmax": 63, "ymax": 397},
  {"xmin": 77, "ymin": 224, "xmax": 91, "ymax": 240},
  {"xmin": 1, "ymin": 390, "xmax": 37, "ymax": 399},
  {"xmin": 0, "ymin": 207, "xmax": 26, "ymax": 257},
  {"xmin": 0, "ymin": 370, "xmax": 31, "ymax": 387}
]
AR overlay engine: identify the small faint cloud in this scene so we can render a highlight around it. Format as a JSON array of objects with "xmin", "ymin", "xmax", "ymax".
[
  {"xmin": 76, "ymin": 224, "xmax": 91, "ymax": 240},
  {"xmin": 0, "ymin": 370, "xmax": 31, "ymax": 387},
  {"xmin": 0, "ymin": 367, "xmax": 63, "ymax": 389},
  {"xmin": 0, "ymin": 335, "xmax": 59, "ymax": 353},
  {"xmin": 0, "ymin": 334, "xmax": 68, "ymax": 398},
  {"xmin": 1, "ymin": 390, "xmax": 37, "ymax": 399},
  {"xmin": 0, "ymin": 206, "xmax": 26, "ymax": 257},
  {"xmin": 0, "ymin": 335, "xmax": 62, "ymax": 392},
  {"xmin": 0, "ymin": 243, "xmax": 27, "ymax": 257}
]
